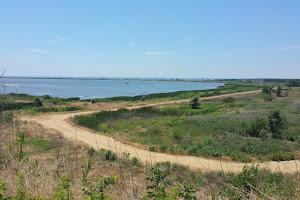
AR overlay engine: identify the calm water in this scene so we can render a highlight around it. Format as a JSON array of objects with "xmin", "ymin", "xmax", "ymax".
[{"xmin": 1, "ymin": 78, "xmax": 224, "ymax": 99}]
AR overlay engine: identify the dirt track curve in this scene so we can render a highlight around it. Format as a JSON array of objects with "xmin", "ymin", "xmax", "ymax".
[{"xmin": 21, "ymin": 90, "xmax": 300, "ymax": 173}]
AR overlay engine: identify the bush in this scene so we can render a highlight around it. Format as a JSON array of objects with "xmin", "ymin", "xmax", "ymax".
[
  {"xmin": 276, "ymin": 85, "xmax": 282, "ymax": 97},
  {"xmin": 104, "ymin": 150, "xmax": 117, "ymax": 161},
  {"xmin": 268, "ymin": 110, "xmax": 287, "ymax": 139},
  {"xmin": 246, "ymin": 118, "xmax": 267, "ymax": 138},
  {"xmin": 149, "ymin": 146, "xmax": 156, "ymax": 152},
  {"xmin": 190, "ymin": 97, "xmax": 200, "ymax": 109},
  {"xmin": 34, "ymin": 98, "xmax": 43, "ymax": 107},
  {"xmin": 270, "ymin": 152, "xmax": 295, "ymax": 161},
  {"xmin": 222, "ymin": 97, "xmax": 235, "ymax": 103},
  {"xmin": 262, "ymin": 86, "xmax": 273, "ymax": 95},
  {"xmin": 131, "ymin": 157, "xmax": 141, "ymax": 166},
  {"xmin": 54, "ymin": 176, "xmax": 74, "ymax": 200},
  {"xmin": 263, "ymin": 95, "xmax": 273, "ymax": 102}
]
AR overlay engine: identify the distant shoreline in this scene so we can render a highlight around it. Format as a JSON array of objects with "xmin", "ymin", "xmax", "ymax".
[
  {"xmin": 2, "ymin": 76, "xmax": 211, "ymax": 83},
  {"xmin": 3, "ymin": 76, "xmax": 295, "ymax": 83}
]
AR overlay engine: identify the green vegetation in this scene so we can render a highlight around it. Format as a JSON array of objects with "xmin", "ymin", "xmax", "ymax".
[
  {"xmin": 276, "ymin": 85, "xmax": 282, "ymax": 97},
  {"xmin": 26, "ymin": 106, "xmax": 84, "ymax": 114},
  {"xmin": 287, "ymin": 79, "xmax": 300, "ymax": 87},
  {"xmin": 0, "ymin": 93, "xmax": 81, "ymax": 111},
  {"xmin": 189, "ymin": 97, "xmax": 200, "ymax": 109},
  {"xmin": 144, "ymin": 166, "xmax": 196, "ymax": 199},
  {"xmin": 34, "ymin": 98, "xmax": 43, "ymax": 107},
  {"xmin": 217, "ymin": 165, "xmax": 297, "ymax": 199},
  {"xmin": 25, "ymin": 136, "xmax": 58, "ymax": 153},
  {"xmin": 54, "ymin": 176, "xmax": 74, "ymax": 200},
  {"xmin": 1, "ymin": 80, "xmax": 300, "ymax": 199},
  {"xmin": 222, "ymin": 96, "xmax": 235, "ymax": 103},
  {"xmin": 76, "ymin": 87, "xmax": 300, "ymax": 162}
]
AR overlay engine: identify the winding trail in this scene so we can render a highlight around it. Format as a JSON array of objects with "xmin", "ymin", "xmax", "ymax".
[{"xmin": 21, "ymin": 90, "xmax": 300, "ymax": 173}]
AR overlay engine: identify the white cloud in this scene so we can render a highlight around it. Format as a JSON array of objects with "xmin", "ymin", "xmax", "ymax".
[
  {"xmin": 56, "ymin": 36, "xmax": 68, "ymax": 40},
  {"xmin": 184, "ymin": 37, "xmax": 190, "ymax": 41},
  {"xmin": 145, "ymin": 51, "xmax": 175, "ymax": 56},
  {"xmin": 272, "ymin": 46, "xmax": 300, "ymax": 51},
  {"xmin": 129, "ymin": 42, "xmax": 137, "ymax": 47},
  {"xmin": 47, "ymin": 40, "xmax": 56, "ymax": 43},
  {"xmin": 25, "ymin": 48, "xmax": 49, "ymax": 54},
  {"xmin": 144, "ymin": 41, "xmax": 152, "ymax": 48}
]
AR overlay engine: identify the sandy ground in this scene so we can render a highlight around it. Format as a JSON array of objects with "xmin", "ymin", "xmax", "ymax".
[{"xmin": 21, "ymin": 90, "xmax": 300, "ymax": 173}]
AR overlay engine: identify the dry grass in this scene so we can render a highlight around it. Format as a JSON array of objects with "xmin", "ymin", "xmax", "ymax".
[{"xmin": 0, "ymin": 121, "xmax": 150, "ymax": 199}]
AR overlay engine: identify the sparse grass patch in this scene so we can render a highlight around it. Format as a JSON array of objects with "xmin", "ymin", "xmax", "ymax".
[{"xmin": 25, "ymin": 136, "xmax": 58, "ymax": 153}]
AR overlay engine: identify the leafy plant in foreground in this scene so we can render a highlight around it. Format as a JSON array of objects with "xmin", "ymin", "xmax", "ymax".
[
  {"xmin": 144, "ymin": 167, "xmax": 196, "ymax": 200},
  {"xmin": 54, "ymin": 176, "xmax": 74, "ymax": 200},
  {"xmin": 82, "ymin": 158, "xmax": 118, "ymax": 200}
]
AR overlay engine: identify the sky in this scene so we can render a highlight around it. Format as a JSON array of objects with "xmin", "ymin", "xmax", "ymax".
[{"xmin": 0, "ymin": 1, "xmax": 300, "ymax": 79}]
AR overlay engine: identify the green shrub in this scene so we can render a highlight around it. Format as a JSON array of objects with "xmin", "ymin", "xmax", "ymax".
[
  {"xmin": 276, "ymin": 85, "xmax": 282, "ymax": 97},
  {"xmin": 222, "ymin": 97, "xmax": 235, "ymax": 103},
  {"xmin": 159, "ymin": 145, "xmax": 167, "ymax": 152},
  {"xmin": 270, "ymin": 152, "xmax": 295, "ymax": 161},
  {"xmin": 82, "ymin": 159, "xmax": 118, "ymax": 200},
  {"xmin": 54, "ymin": 176, "xmax": 74, "ymax": 200},
  {"xmin": 87, "ymin": 148, "xmax": 97, "ymax": 157},
  {"xmin": 104, "ymin": 150, "xmax": 117, "ymax": 161},
  {"xmin": 190, "ymin": 97, "xmax": 200, "ymax": 109},
  {"xmin": 149, "ymin": 146, "xmax": 156, "ymax": 152},
  {"xmin": 263, "ymin": 95, "xmax": 273, "ymax": 101},
  {"xmin": 262, "ymin": 86, "xmax": 273, "ymax": 95},
  {"xmin": 246, "ymin": 118, "xmax": 267, "ymax": 138},
  {"xmin": 268, "ymin": 110, "xmax": 287, "ymax": 139},
  {"xmin": 144, "ymin": 167, "xmax": 196, "ymax": 199},
  {"xmin": 34, "ymin": 98, "xmax": 43, "ymax": 107},
  {"xmin": 131, "ymin": 157, "xmax": 141, "ymax": 166}
]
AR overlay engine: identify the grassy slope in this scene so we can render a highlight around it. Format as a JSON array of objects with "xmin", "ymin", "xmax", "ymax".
[{"xmin": 0, "ymin": 122, "xmax": 298, "ymax": 199}]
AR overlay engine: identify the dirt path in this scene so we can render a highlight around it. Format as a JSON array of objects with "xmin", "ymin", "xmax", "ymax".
[{"xmin": 21, "ymin": 90, "xmax": 300, "ymax": 173}]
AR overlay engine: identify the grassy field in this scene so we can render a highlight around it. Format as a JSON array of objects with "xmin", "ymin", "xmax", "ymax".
[
  {"xmin": 1, "ymin": 81, "xmax": 300, "ymax": 199},
  {"xmin": 75, "ymin": 87, "xmax": 300, "ymax": 162},
  {"xmin": 0, "ymin": 121, "xmax": 298, "ymax": 199}
]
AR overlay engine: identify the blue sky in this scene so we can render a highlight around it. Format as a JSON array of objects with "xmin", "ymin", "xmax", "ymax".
[{"xmin": 0, "ymin": 1, "xmax": 300, "ymax": 78}]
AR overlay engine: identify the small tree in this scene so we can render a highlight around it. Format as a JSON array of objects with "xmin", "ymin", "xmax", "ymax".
[
  {"xmin": 190, "ymin": 97, "xmax": 200, "ymax": 109},
  {"xmin": 262, "ymin": 86, "xmax": 272, "ymax": 95},
  {"xmin": 246, "ymin": 118, "xmax": 267, "ymax": 138},
  {"xmin": 268, "ymin": 110, "xmax": 287, "ymax": 139},
  {"xmin": 276, "ymin": 85, "xmax": 282, "ymax": 97},
  {"xmin": 34, "ymin": 98, "xmax": 43, "ymax": 107}
]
